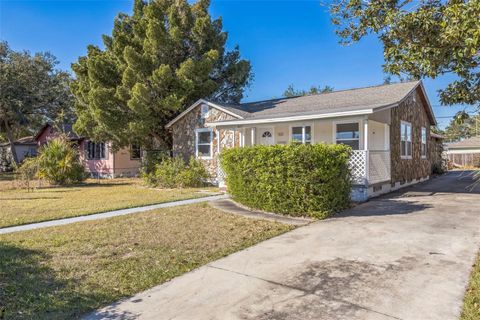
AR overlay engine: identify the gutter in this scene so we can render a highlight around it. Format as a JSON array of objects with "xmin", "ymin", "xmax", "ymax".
[{"xmin": 205, "ymin": 108, "xmax": 375, "ymax": 127}]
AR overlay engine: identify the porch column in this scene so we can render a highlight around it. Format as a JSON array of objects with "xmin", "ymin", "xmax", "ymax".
[
  {"xmin": 363, "ymin": 119, "xmax": 369, "ymax": 184},
  {"xmin": 251, "ymin": 127, "xmax": 256, "ymax": 145},
  {"xmin": 241, "ymin": 128, "xmax": 245, "ymax": 147},
  {"xmin": 216, "ymin": 128, "xmax": 220, "ymax": 154},
  {"xmin": 384, "ymin": 123, "xmax": 390, "ymax": 150},
  {"xmin": 363, "ymin": 119, "xmax": 369, "ymax": 150},
  {"xmin": 232, "ymin": 128, "xmax": 236, "ymax": 147}
]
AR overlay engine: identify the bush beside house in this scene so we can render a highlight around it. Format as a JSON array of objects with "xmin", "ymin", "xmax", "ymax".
[
  {"xmin": 143, "ymin": 157, "xmax": 210, "ymax": 188},
  {"xmin": 221, "ymin": 144, "xmax": 352, "ymax": 219}
]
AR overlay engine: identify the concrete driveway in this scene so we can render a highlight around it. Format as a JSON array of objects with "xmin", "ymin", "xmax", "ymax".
[{"xmin": 86, "ymin": 171, "xmax": 480, "ymax": 320}]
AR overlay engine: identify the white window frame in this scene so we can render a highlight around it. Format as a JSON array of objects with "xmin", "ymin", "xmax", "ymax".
[
  {"xmin": 195, "ymin": 128, "xmax": 213, "ymax": 159},
  {"xmin": 333, "ymin": 121, "xmax": 361, "ymax": 150},
  {"xmin": 421, "ymin": 127, "xmax": 427, "ymax": 159},
  {"xmin": 400, "ymin": 121, "xmax": 412, "ymax": 159},
  {"xmin": 289, "ymin": 124, "xmax": 313, "ymax": 144}
]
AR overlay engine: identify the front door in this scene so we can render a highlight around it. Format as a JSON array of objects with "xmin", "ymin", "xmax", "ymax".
[{"xmin": 258, "ymin": 127, "xmax": 274, "ymax": 145}]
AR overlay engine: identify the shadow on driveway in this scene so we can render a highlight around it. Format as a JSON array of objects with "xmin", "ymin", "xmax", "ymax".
[{"xmin": 336, "ymin": 170, "xmax": 479, "ymax": 219}]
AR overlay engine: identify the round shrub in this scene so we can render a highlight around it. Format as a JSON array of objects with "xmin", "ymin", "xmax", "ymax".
[
  {"xmin": 145, "ymin": 157, "xmax": 210, "ymax": 188},
  {"xmin": 220, "ymin": 143, "xmax": 352, "ymax": 219}
]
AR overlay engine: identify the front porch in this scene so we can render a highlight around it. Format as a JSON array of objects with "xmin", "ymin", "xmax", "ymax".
[{"xmin": 212, "ymin": 114, "xmax": 392, "ymax": 200}]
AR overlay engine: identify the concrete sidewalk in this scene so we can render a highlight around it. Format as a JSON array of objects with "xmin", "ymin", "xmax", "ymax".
[
  {"xmin": 85, "ymin": 171, "xmax": 480, "ymax": 320},
  {"xmin": 210, "ymin": 198, "xmax": 313, "ymax": 226},
  {"xmin": 0, "ymin": 194, "xmax": 228, "ymax": 235}
]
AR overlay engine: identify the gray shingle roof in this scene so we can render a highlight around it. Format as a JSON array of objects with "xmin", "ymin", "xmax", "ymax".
[
  {"xmin": 446, "ymin": 136, "xmax": 480, "ymax": 149},
  {"xmin": 209, "ymin": 81, "xmax": 422, "ymax": 121}
]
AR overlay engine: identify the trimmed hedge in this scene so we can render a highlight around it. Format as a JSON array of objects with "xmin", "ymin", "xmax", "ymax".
[{"xmin": 220, "ymin": 143, "xmax": 352, "ymax": 218}]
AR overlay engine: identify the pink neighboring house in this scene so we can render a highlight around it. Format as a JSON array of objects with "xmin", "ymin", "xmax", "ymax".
[{"xmin": 35, "ymin": 123, "xmax": 141, "ymax": 178}]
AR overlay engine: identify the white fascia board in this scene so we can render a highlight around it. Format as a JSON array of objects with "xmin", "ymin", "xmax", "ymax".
[
  {"xmin": 165, "ymin": 99, "xmax": 243, "ymax": 129},
  {"xmin": 205, "ymin": 109, "xmax": 374, "ymax": 127},
  {"xmin": 417, "ymin": 82, "xmax": 437, "ymax": 125}
]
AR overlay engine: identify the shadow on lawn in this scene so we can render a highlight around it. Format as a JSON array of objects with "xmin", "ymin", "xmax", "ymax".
[
  {"xmin": 0, "ymin": 243, "xmax": 124, "ymax": 320},
  {"xmin": 0, "ymin": 197, "xmax": 62, "ymax": 201}
]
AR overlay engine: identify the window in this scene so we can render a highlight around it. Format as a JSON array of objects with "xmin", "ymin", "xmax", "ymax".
[
  {"xmin": 196, "ymin": 128, "xmax": 213, "ymax": 159},
  {"xmin": 262, "ymin": 131, "xmax": 272, "ymax": 138},
  {"xmin": 291, "ymin": 125, "xmax": 312, "ymax": 144},
  {"xmin": 130, "ymin": 142, "xmax": 141, "ymax": 160},
  {"xmin": 400, "ymin": 121, "xmax": 412, "ymax": 158},
  {"xmin": 336, "ymin": 123, "xmax": 360, "ymax": 150},
  {"xmin": 86, "ymin": 141, "xmax": 106, "ymax": 160},
  {"xmin": 421, "ymin": 127, "xmax": 427, "ymax": 158}
]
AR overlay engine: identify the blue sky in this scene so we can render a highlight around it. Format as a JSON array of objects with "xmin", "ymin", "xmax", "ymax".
[{"xmin": 0, "ymin": 0, "xmax": 475, "ymax": 129}]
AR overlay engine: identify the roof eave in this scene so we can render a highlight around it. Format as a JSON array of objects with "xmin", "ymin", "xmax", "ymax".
[
  {"xmin": 205, "ymin": 108, "xmax": 375, "ymax": 127},
  {"xmin": 165, "ymin": 99, "xmax": 244, "ymax": 129}
]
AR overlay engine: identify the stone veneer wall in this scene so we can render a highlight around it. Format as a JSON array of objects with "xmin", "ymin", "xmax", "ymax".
[
  {"xmin": 170, "ymin": 104, "xmax": 241, "ymax": 180},
  {"xmin": 390, "ymin": 88, "xmax": 432, "ymax": 185}
]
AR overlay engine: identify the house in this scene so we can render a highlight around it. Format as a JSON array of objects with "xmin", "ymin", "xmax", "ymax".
[
  {"xmin": 429, "ymin": 133, "xmax": 445, "ymax": 168},
  {"xmin": 166, "ymin": 80, "xmax": 439, "ymax": 202},
  {"xmin": 35, "ymin": 123, "xmax": 142, "ymax": 178},
  {"xmin": 445, "ymin": 136, "xmax": 480, "ymax": 168},
  {"xmin": 0, "ymin": 136, "xmax": 37, "ymax": 172}
]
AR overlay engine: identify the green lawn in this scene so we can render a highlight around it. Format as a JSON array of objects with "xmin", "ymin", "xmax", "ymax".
[
  {"xmin": 0, "ymin": 178, "xmax": 219, "ymax": 228},
  {"xmin": 461, "ymin": 252, "xmax": 480, "ymax": 320},
  {"xmin": 0, "ymin": 203, "xmax": 292, "ymax": 319}
]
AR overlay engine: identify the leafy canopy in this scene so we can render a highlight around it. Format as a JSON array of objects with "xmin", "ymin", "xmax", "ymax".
[
  {"xmin": 0, "ymin": 41, "xmax": 74, "ymax": 162},
  {"xmin": 443, "ymin": 112, "xmax": 480, "ymax": 141},
  {"xmin": 71, "ymin": 0, "xmax": 252, "ymax": 149},
  {"xmin": 331, "ymin": 0, "xmax": 480, "ymax": 106},
  {"xmin": 283, "ymin": 84, "xmax": 334, "ymax": 97}
]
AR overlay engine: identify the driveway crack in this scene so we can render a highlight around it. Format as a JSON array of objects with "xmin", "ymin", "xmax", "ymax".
[{"xmin": 208, "ymin": 265, "xmax": 404, "ymax": 320}]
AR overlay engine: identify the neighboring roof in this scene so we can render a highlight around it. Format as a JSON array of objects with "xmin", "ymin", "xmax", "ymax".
[
  {"xmin": 34, "ymin": 123, "xmax": 82, "ymax": 141},
  {"xmin": 0, "ymin": 136, "xmax": 36, "ymax": 147},
  {"xmin": 446, "ymin": 136, "xmax": 480, "ymax": 149},
  {"xmin": 166, "ymin": 80, "xmax": 437, "ymax": 129}
]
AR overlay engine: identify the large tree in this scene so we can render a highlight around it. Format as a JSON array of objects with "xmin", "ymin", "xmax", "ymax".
[
  {"xmin": 0, "ymin": 41, "xmax": 75, "ymax": 163},
  {"xmin": 71, "ymin": 0, "xmax": 252, "ymax": 149},
  {"xmin": 330, "ymin": 0, "xmax": 480, "ymax": 106},
  {"xmin": 444, "ymin": 112, "xmax": 480, "ymax": 141}
]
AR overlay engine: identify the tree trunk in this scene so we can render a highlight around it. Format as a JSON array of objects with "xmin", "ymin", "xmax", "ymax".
[{"xmin": 3, "ymin": 119, "xmax": 19, "ymax": 164}]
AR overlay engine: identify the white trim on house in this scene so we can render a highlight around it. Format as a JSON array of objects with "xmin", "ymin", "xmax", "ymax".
[
  {"xmin": 372, "ymin": 81, "xmax": 436, "ymax": 126},
  {"xmin": 289, "ymin": 123, "xmax": 313, "ymax": 144},
  {"xmin": 166, "ymin": 99, "xmax": 244, "ymax": 129},
  {"xmin": 257, "ymin": 127, "xmax": 276, "ymax": 145},
  {"xmin": 332, "ymin": 120, "xmax": 362, "ymax": 150},
  {"xmin": 400, "ymin": 121, "xmax": 412, "ymax": 159},
  {"xmin": 206, "ymin": 109, "xmax": 375, "ymax": 127},
  {"xmin": 421, "ymin": 127, "xmax": 427, "ymax": 159},
  {"xmin": 195, "ymin": 128, "xmax": 213, "ymax": 160}
]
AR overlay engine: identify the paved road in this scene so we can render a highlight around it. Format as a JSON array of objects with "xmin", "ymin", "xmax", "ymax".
[
  {"xmin": 85, "ymin": 171, "xmax": 480, "ymax": 320},
  {"xmin": 0, "ymin": 194, "xmax": 228, "ymax": 235}
]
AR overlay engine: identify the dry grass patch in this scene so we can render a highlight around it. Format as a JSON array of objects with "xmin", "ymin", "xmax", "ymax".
[
  {"xmin": 0, "ymin": 203, "xmax": 292, "ymax": 319},
  {"xmin": 0, "ymin": 178, "xmax": 219, "ymax": 228},
  {"xmin": 462, "ymin": 252, "xmax": 480, "ymax": 320}
]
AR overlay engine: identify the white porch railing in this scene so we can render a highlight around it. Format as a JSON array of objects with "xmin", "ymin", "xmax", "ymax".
[{"xmin": 350, "ymin": 150, "xmax": 391, "ymax": 186}]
